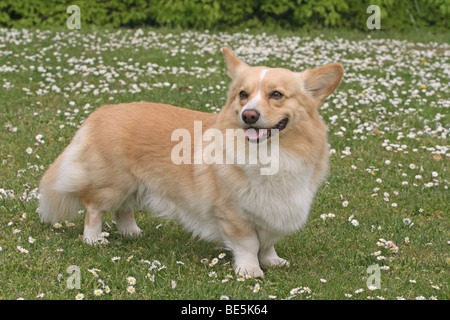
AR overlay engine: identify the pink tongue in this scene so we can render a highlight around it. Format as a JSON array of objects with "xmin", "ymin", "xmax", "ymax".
[{"xmin": 245, "ymin": 128, "xmax": 262, "ymax": 140}]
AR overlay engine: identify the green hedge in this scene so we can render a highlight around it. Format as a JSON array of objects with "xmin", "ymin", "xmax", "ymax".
[{"xmin": 0, "ymin": 0, "xmax": 449, "ymax": 31}]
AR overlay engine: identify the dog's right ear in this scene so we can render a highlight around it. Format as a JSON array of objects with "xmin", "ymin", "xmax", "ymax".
[{"xmin": 222, "ymin": 47, "xmax": 248, "ymax": 79}]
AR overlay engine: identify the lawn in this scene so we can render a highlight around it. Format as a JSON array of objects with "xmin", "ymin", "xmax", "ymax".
[{"xmin": 0, "ymin": 27, "xmax": 448, "ymax": 300}]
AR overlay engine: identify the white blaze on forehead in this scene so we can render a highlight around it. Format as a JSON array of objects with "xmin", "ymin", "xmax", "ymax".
[{"xmin": 240, "ymin": 68, "xmax": 270, "ymax": 115}]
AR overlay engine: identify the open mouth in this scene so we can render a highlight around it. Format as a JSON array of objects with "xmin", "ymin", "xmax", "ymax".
[{"xmin": 244, "ymin": 117, "xmax": 289, "ymax": 143}]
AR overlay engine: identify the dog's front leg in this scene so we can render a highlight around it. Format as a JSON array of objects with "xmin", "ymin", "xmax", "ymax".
[
  {"xmin": 257, "ymin": 229, "xmax": 290, "ymax": 268},
  {"xmin": 219, "ymin": 213, "xmax": 264, "ymax": 278}
]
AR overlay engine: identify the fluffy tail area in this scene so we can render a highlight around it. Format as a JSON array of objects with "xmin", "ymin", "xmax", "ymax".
[
  {"xmin": 38, "ymin": 151, "xmax": 85, "ymax": 224},
  {"xmin": 38, "ymin": 187, "xmax": 82, "ymax": 224}
]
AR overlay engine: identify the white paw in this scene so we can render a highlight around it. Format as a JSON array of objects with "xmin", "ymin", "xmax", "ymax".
[
  {"xmin": 260, "ymin": 256, "xmax": 290, "ymax": 268},
  {"xmin": 235, "ymin": 265, "xmax": 265, "ymax": 278},
  {"xmin": 115, "ymin": 219, "xmax": 143, "ymax": 237},
  {"xmin": 117, "ymin": 225, "xmax": 143, "ymax": 237},
  {"xmin": 83, "ymin": 234, "xmax": 109, "ymax": 246}
]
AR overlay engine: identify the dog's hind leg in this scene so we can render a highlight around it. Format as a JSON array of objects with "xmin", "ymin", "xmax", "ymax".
[
  {"xmin": 81, "ymin": 187, "xmax": 128, "ymax": 245},
  {"xmin": 83, "ymin": 205, "xmax": 107, "ymax": 245},
  {"xmin": 114, "ymin": 205, "xmax": 142, "ymax": 237}
]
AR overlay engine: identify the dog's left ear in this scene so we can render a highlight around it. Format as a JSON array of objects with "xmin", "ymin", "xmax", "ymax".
[
  {"xmin": 222, "ymin": 47, "xmax": 248, "ymax": 79},
  {"xmin": 302, "ymin": 63, "xmax": 344, "ymax": 104}
]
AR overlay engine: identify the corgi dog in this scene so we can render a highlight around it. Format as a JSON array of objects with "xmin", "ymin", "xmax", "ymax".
[{"xmin": 39, "ymin": 47, "xmax": 343, "ymax": 277}]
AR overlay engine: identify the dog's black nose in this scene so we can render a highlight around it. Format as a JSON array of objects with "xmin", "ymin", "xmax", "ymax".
[{"xmin": 242, "ymin": 109, "xmax": 260, "ymax": 124}]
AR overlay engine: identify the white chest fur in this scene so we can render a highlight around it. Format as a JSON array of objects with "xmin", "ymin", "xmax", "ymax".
[{"xmin": 235, "ymin": 151, "xmax": 316, "ymax": 235}]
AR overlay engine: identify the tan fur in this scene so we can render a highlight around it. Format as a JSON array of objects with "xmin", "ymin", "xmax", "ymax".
[{"xmin": 39, "ymin": 47, "xmax": 343, "ymax": 277}]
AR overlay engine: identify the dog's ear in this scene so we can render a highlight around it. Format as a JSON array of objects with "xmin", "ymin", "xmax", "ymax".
[
  {"xmin": 222, "ymin": 47, "xmax": 248, "ymax": 79},
  {"xmin": 302, "ymin": 63, "xmax": 344, "ymax": 104}
]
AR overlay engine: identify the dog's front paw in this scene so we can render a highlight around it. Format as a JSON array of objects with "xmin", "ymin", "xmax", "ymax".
[
  {"xmin": 83, "ymin": 233, "xmax": 109, "ymax": 246},
  {"xmin": 118, "ymin": 225, "xmax": 143, "ymax": 237},
  {"xmin": 114, "ymin": 218, "xmax": 143, "ymax": 237},
  {"xmin": 235, "ymin": 265, "xmax": 265, "ymax": 278},
  {"xmin": 260, "ymin": 256, "xmax": 290, "ymax": 268}
]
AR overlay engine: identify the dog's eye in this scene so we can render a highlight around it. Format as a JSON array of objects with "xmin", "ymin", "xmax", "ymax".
[
  {"xmin": 269, "ymin": 91, "xmax": 284, "ymax": 100},
  {"xmin": 239, "ymin": 90, "xmax": 249, "ymax": 100}
]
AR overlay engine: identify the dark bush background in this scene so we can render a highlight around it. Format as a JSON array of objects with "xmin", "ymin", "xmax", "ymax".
[{"xmin": 0, "ymin": 0, "xmax": 449, "ymax": 31}]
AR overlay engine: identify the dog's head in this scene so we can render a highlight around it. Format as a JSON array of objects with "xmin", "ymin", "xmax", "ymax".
[{"xmin": 221, "ymin": 47, "xmax": 344, "ymax": 144}]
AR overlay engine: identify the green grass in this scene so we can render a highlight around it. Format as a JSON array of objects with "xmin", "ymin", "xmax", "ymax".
[{"xmin": 0, "ymin": 27, "xmax": 448, "ymax": 300}]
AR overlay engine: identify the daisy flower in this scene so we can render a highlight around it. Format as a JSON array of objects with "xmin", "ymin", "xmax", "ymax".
[
  {"xmin": 253, "ymin": 283, "xmax": 261, "ymax": 293},
  {"xmin": 75, "ymin": 293, "xmax": 84, "ymax": 300},
  {"xmin": 88, "ymin": 268, "xmax": 101, "ymax": 277},
  {"xmin": 171, "ymin": 280, "xmax": 177, "ymax": 289},
  {"xmin": 320, "ymin": 278, "xmax": 327, "ymax": 283},
  {"xmin": 355, "ymin": 288, "xmax": 364, "ymax": 294},
  {"xmin": 220, "ymin": 295, "xmax": 230, "ymax": 300},
  {"xmin": 342, "ymin": 200, "xmax": 349, "ymax": 207},
  {"xmin": 53, "ymin": 222, "xmax": 62, "ymax": 228},
  {"xmin": 26, "ymin": 147, "xmax": 33, "ymax": 154},
  {"xmin": 126, "ymin": 276, "xmax": 136, "ymax": 286},
  {"xmin": 28, "ymin": 237, "xmax": 36, "ymax": 243},
  {"xmin": 94, "ymin": 289, "xmax": 103, "ymax": 296},
  {"xmin": 17, "ymin": 246, "xmax": 29, "ymax": 254},
  {"xmin": 351, "ymin": 219, "xmax": 359, "ymax": 226},
  {"xmin": 126, "ymin": 286, "xmax": 135, "ymax": 294},
  {"xmin": 290, "ymin": 287, "xmax": 300, "ymax": 295},
  {"xmin": 431, "ymin": 285, "xmax": 440, "ymax": 290},
  {"xmin": 410, "ymin": 279, "xmax": 417, "ymax": 284},
  {"xmin": 111, "ymin": 256, "xmax": 121, "ymax": 262},
  {"xmin": 344, "ymin": 293, "xmax": 352, "ymax": 298},
  {"xmin": 218, "ymin": 253, "xmax": 226, "ymax": 259}
]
